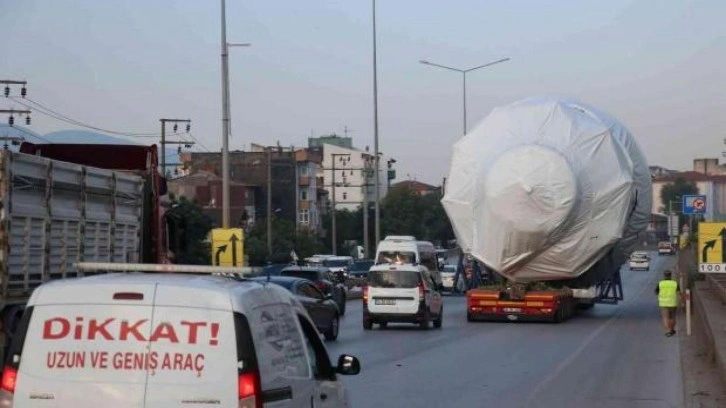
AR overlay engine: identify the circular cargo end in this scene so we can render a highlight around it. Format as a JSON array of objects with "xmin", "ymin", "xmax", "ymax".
[{"xmin": 484, "ymin": 144, "xmax": 577, "ymax": 235}]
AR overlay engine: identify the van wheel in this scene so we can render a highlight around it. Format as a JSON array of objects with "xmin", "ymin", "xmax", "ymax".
[
  {"xmin": 325, "ymin": 316, "xmax": 339, "ymax": 341},
  {"xmin": 433, "ymin": 307, "xmax": 443, "ymax": 329},
  {"xmin": 419, "ymin": 310, "xmax": 431, "ymax": 330},
  {"xmin": 363, "ymin": 319, "xmax": 373, "ymax": 331},
  {"xmin": 338, "ymin": 300, "xmax": 346, "ymax": 316}
]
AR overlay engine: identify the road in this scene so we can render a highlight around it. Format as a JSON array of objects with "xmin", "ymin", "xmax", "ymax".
[{"xmin": 327, "ymin": 253, "xmax": 682, "ymax": 408}]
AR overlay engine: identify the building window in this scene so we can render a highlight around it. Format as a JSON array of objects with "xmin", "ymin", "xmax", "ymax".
[
  {"xmin": 300, "ymin": 165, "xmax": 308, "ymax": 176},
  {"xmin": 342, "ymin": 192, "xmax": 347, "ymax": 200},
  {"xmin": 299, "ymin": 209, "xmax": 310, "ymax": 224},
  {"xmin": 301, "ymin": 190, "xmax": 308, "ymax": 201}
]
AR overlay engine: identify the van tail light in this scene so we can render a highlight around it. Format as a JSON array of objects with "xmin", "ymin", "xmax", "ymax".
[
  {"xmin": 1, "ymin": 366, "xmax": 17, "ymax": 393},
  {"xmin": 418, "ymin": 283, "xmax": 425, "ymax": 301},
  {"xmin": 315, "ymin": 281, "xmax": 328, "ymax": 292},
  {"xmin": 362, "ymin": 285, "xmax": 369, "ymax": 304},
  {"xmin": 238, "ymin": 370, "xmax": 262, "ymax": 408}
]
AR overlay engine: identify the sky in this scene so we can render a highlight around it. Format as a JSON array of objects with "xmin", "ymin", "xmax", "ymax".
[{"xmin": 1, "ymin": 0, "xmax": 725, "ymax": 184}]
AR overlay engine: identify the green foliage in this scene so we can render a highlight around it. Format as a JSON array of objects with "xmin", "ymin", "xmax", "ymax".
[
  {"xmin": 660, "ymin": 177, "xmax": 699, "ymax": 233},
  {"xmin": 169, "ymin": 196, "xmax": 213, "ymax": 265},
  {"xmin": 381, "ymin": 187, "xmax": 455, "ymax": 246},
  {"xmin": 660, "ymin": 178, "xmax": 699, "ymax": 212},
  {"xmin": 244, "ymin": 218, "xmax": 326, "ymax": 266}
]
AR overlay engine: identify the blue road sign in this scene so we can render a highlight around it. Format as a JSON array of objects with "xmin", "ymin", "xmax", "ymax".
[{"xmin": 683, "ymin": 195, "xmax": 707, "ymax": 215}]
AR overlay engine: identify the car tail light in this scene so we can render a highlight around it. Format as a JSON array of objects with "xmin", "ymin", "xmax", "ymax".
[
  {"xmin": 418, "ymin": 283, "xmax": 425, "ymax": 301},
  {"xmin": 315, "ymin": 281, "xmax": 328, "ymax": 292},
  {"xmin": 238, "ymin": 371, "xmax": 261, "ymax": 408},
  {"xmin": 362, "ymin": 285, "xmax": 368, "ymax": 304},
  {"xmin": 1, "ymin": 366, "xmax": 17, "ymax": 393}
]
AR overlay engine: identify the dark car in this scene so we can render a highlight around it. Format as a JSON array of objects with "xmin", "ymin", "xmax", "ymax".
[
  {"xmin": 260, "ymin": 263, "xmax": 293, "ymax": 277},
  {"xmin": 349, "ymin": 259, "xmax": 374, "ymax": 279},
  {"xmin": 252, "ymin": 276, "xmax": 341, "ymax": 341},
  {"xmin": 280, "ymin": 266, "xmax": 347, "ymax": 315}
]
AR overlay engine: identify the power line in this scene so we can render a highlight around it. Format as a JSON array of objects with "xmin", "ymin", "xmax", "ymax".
[
  {"xmin": 0, "ymin": 124, "xmax": 54, "ymax": 144},
  {"xmin": 10, "ymin": 97, "xmax": 186, "ymax": 139}
]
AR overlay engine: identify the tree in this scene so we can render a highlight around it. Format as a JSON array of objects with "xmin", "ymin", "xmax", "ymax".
[
  {"xmin": 660, "ymin": 177, "xmax": 699, "ymax": 234},
  {"xmin": 168, "ymin": 196, "xmax": 213, "ymax": 265},
  {"xmin": 660, "ymin": 177, "xmax": 699, "ymax": 213},
  {"xmin": 380, "ymin": 186, "xmax": 455, "ymax": 246},
  {"xmin": 244, "ymin": 218, "xmax": 326, "ymax": 266}
]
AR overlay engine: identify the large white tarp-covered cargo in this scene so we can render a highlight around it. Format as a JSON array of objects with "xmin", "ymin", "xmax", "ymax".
[{"xmin": 442, "ymin": 97, "xmax": 651, "ymax": 283}]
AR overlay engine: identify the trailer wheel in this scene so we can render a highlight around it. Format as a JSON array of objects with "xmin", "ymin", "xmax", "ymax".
[{"xmin": 466, "ymin": 312, "xmax": 474, "ymax": 322}]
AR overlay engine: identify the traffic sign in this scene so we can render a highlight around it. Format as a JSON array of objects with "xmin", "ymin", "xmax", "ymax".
[
  {"xmin": 698, "ymin": 222, "xmax": 726, "ymax": 273},
  {"xmin": 211, "ymin": 228, "xmax": 244, "ymax": 267},
  {"xmin": 683, "ymin": 195, "xmax": 707, "ymax": 215}
]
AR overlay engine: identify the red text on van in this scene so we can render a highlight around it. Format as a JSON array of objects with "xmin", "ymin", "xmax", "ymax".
[{"xmin": 42, "ymin": 317, "xmax": 220, "ymax": 345}]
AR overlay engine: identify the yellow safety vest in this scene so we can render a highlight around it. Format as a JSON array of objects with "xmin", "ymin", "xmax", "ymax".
[{"xmin": 658, "ymin": 280, "xmax": 678, "ymax": 308}]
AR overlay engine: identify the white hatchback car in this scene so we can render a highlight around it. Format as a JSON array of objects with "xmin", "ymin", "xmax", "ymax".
[
  {"xmin": 629, "ymin": 252, "xmax": 650, "ymax": 271},
  {"xmin": 363, "ymin": 264, "xmax": 443, "ymax": 330},
  {"xmin": 0, "ymin": 263, "xmax": 360, "ymax": 407}
]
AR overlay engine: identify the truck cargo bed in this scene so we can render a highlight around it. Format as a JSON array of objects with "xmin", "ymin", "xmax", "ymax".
[{"xmin": 0, "ymin": 150, "xmax": 143, "ymax": 305}]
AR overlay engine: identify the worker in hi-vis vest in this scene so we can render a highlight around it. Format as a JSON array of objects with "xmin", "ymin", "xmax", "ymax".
[{"xmin": 655, "ymin": 270, "xmax": 680, "ymax": 337}]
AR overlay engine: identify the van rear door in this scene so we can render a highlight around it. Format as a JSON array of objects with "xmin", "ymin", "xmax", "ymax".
[
  {"xmin": 12, "ymin": 282, "xmax": 156, "ymax": 407},
  {"xmin": 143, "ymin": 284, "xmax": 238, "ymax": 407},
  {"xmin": 367, "ymin": 269, "xmax": 421, "ymax": 314}
]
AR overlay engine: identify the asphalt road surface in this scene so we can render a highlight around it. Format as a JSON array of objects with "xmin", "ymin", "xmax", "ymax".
[{"xmin": 327, "ymin": 253, "xmax": 682, "ymax": 408}]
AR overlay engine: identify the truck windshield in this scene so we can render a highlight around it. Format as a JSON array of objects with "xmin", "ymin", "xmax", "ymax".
[
  {"xmin": 376, "ymin": 251, "xmax": 416, "ymax": 264},
  {"xmin": 368, "ymin": 270, "xmax": 420, "ymax": 288}
]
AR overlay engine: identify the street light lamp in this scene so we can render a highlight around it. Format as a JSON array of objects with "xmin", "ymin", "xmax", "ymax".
[{"xmin": 419, "ymin": 57, "xmax": 510, "ymax": 135}]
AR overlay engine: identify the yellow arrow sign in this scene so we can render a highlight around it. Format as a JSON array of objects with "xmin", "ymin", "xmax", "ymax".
[
  {"xmin": 211, "ymin": 228, "xmax": 244, "ymax": 267},
  {"xmin": 698, "ymin": 222, "xmax": 726, "ymax": 273}
]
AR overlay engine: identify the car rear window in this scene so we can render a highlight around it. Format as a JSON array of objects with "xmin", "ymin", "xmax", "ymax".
[
  {"xmin": 281, "ymin": 270, "xmax": 321, "ymax": 281},
  {"xmin": 631, "ymin": 253, "xmax": 648, "ymax": 261},
  {"xmin": 368, "ymin": 270, "xmax": 420, "ymax": 288},
  {"xmin": 659, "ymin": 242, "xmax": 671, "ymax": 248},
  {"xmin": 323, "ymin": 259, "xmax": 349, "ymax": 267}
]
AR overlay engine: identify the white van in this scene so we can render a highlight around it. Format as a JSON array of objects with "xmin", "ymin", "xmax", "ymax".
[
  {"xmin": 363, "ymin": 264, "xmax": 443, "ymax": 330},
  {"xmin": 374, "ymin": 236, "xmax": 442, "ymax": 288},
  {"xmin": 0, "ymin": 263, "xmax": 360, "ymax": 407}
]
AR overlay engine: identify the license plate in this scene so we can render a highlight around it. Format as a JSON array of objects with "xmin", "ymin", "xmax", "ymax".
[
  {"xmin": 375, "ymin": 299, "xmax": 396, "ymax": 305},
  {"xmin": 502, "ymin": 307, "xmax": 521, "ymax": 313}
]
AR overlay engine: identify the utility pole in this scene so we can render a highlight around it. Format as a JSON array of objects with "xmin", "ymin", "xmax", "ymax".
[
  {"xmin": 362, "ymin": 154, "xmax": 372, "ymax": 258},
  {"xmin": 0, "ymin": 109, "xmax": 32, "ymax": 127},
  {"xmin": 267, "ymin": 148, "xmax": 273, "ymax": 256},
  {"xmin": 159, "ymin": 119, "xmax": 191, "ymax": 176},
  {"xmin": 1, "ymin": 80, "xmax": 28, "ymax": 98},
  {"xmin": 0, "ymin": 136, "xmax": 23, "ymax": 149}
]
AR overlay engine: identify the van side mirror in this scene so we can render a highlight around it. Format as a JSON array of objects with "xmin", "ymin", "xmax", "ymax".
[{"xmin": 336, "ymin": 354, "xmax": 361, "ymax": 375}]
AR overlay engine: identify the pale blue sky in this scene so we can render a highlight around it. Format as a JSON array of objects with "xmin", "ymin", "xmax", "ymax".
[{"xmin": 1, "ymin": 0, "xmax": 724, "ymax": 183}]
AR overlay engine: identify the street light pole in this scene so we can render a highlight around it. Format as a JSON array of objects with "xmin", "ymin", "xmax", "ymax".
[
  {"xmin": 372, "ymin": 0, "xmax": 381, "ymax": 247},
  {"xmin": 419, "ymin": 57, "xmax": 510, "ymax": 135},
  {"xmin": 220, "ymin": 0, "xmax": 250, "ymax": 229}
]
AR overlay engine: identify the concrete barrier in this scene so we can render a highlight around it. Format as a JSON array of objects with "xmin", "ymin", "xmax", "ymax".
[{"xmin": 691, "ymin": 281, "xmax": 726, "ymax": 380}]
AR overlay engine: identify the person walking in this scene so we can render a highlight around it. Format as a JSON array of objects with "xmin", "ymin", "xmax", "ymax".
[{"xmin": 655, "ymin": 270, "xmax": 679, "ymax": 337}]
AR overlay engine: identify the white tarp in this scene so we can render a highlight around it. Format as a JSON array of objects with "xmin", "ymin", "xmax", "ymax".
[{"xmin": 442, "ymin": 97, "xmax": 651, "ymax": 282}]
